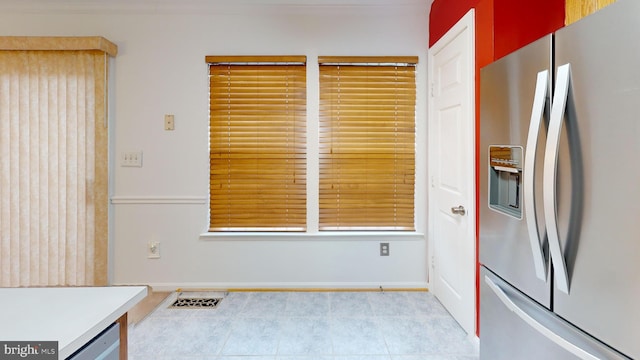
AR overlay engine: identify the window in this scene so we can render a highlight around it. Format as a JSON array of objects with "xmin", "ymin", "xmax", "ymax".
[
  {"xmin": 207, "ymin": 56, "xmax": 307, "ymax": 231},
  {"xmin": 318, "ymin": 56, "xmax": 417, "ymax": 231}
]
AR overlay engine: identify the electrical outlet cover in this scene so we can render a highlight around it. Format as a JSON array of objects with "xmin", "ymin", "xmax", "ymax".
[{"xmin": 380, "ymin": 242, "xmax": 390, "ymax": 256}]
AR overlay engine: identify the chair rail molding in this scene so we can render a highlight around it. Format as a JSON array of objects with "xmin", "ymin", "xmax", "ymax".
[{"xmin": 110, "ymin": 196, "xmax": 207, "ymax": 205}]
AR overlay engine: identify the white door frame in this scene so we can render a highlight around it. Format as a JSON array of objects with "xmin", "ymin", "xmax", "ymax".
[{"xmin": 427, "ymin": 9, "xmax": 476, "ymax": 336}]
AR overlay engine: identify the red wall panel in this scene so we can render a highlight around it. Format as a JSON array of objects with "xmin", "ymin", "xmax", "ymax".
[
  {"xmin": 430, "ymin": 0, "xmax": 564, "ymax": 60},
  {"xmin": 429, "ymin": 0, "xmax": 481, "ymax": 48},
  {"xmin": 493, "ymin": 0, "xmax": 565, "ymax": 59}
]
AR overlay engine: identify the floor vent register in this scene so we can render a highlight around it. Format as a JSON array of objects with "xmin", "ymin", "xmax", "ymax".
[{"xmin": 169, "ymin": 297, "xmax": 222, "ymax": 309}]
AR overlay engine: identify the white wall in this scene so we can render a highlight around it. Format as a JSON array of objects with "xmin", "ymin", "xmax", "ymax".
[{"xmin": 0, "ymin": 1, "xmax": 430, "ymax": 290}]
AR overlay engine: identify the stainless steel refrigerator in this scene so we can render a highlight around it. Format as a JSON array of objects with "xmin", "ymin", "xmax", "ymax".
[{"xmin": 479, "ymin": 1, "xmax": 640, "ymax": 359}]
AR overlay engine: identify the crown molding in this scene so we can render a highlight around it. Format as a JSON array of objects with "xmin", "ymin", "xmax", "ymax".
[{"xmin": 0, "ymin": 0, "xmax": 428, "ymax": 15}]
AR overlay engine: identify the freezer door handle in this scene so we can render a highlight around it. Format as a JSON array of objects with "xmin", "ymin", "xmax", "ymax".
[
  {"xmin": 543, "ymin": 63, "xmax": 571, "ymax": 294},
  {"xmin": 524, "ymin": 70, "xmax": 550, "ymax": 281},
  {"xmin": 485, "ymin": 275, "xmax": 601, "ymax": 360}
]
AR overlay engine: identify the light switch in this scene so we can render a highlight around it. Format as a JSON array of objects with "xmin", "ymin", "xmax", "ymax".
[
  {"xmin": 121, "ymin": 151, "xmax": 143, "ymax": 167},
  {"xmin": 164, "ymin": 114, "xmax": 175, "ymax": 131}
]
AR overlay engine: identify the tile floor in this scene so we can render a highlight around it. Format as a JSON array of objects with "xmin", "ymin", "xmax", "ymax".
[{"xmin": 128, "ymin": 291, "xmax": 479, "ymax": 360}]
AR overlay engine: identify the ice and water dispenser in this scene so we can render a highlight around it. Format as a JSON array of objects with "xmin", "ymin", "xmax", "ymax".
[{"xmin": 488, "ymin": 146, "xmax": 523, "ymax": 219}]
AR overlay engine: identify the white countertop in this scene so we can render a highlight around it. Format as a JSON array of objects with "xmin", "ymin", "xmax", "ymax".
[{"xmin": 0, "ymin": 286, "xmax": 147, "ymax": 358}]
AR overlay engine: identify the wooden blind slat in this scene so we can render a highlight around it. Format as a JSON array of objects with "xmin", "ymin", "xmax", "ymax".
[
  {"xmin": 318, "ymin": 63, "xmax": 416, "ymax": 231},
  {"xmin": 318, "ymin": 56, "xmax": 418, "ymax": 64},
  {"xmin": 209, "ymin": 62, "xmax": 306, "ymax": 231},
  {"xmin": 206, "ymin": 55, "xmax": 307, "ymax": 64}
]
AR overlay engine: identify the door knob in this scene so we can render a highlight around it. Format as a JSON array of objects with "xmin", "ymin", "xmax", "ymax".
[{"xmin": 451, "ymin": 205, "xmax": 466, "ymax": 216}]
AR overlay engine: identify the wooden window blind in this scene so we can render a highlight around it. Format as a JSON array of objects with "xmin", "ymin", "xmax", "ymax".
[
  {"xmin": 318, "ymin": 56, "xmax": 417, "ymax": 231},
  {"xmin": 207, "ymin": 56, "xmax": 307, "ymax": 231}
]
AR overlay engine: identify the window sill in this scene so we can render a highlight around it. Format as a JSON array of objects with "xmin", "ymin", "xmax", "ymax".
[{"xmin": 199, "ymin": 231, "xmax": 425, "ymax": 242}]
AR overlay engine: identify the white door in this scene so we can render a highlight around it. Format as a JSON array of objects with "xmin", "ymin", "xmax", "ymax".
[{"xmin": 428, "ymin": 10, "xmax": 476, "ymax": 336}]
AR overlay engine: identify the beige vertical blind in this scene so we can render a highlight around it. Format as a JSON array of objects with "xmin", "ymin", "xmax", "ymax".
[
  {"xmin": 318, "ymin": 56, "xmax": 417, "ymax": 231},
  {"xmin": 0, "ymin": 37, "xmax": 114, "ymax": 286},
  {"xmin": 207, "ymin": 56, "xmax": 307, "ymax": 231}
]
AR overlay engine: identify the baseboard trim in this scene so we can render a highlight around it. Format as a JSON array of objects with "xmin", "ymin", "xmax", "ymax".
[
  {"xmin": 116, "ymin": 282, "xmax": 429, "ymax": 293},
  {"xmin": 225, "ymin": 287, "xmax": 429, "ymax": 292}
]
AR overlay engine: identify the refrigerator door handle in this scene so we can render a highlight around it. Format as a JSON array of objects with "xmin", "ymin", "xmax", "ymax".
[
  {"xmin": 543, "ymin": 63, "xmax": 571, "ymax": 294},
  {"xmin": 485, "ymin": 275, "xmax": 601, "ymax": 360},
  {"xmin": 524, "ymin": 70, "xmax": 550, "ymax": 281}
]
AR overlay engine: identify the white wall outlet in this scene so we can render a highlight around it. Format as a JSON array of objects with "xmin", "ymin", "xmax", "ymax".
[
  {"xmin": 121, "ymin": 151, "xmax": 143, "ymax": 167},
  {"xmin": 164, "ymin": 114, "xmax": 175, "ymax": 131},
  {"xmin": 148, "ymin": 241, "xmax": 160, "ymax": 259}
]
